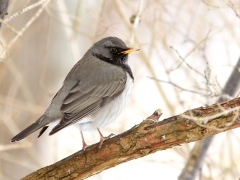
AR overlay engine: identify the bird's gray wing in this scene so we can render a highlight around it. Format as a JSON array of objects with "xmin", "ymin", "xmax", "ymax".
[{"xmin": 49, "ymin": 69, "xmax": 126, "ymax": 135}]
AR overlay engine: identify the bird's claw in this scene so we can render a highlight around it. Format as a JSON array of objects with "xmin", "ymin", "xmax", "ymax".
[{"xmin": 98, "ymin": 133, "xmax": 115, "ymax": 149}]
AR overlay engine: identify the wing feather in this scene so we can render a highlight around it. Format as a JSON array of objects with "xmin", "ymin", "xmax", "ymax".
[{"xmin": 49, "ymin": 69, "xmax": 127, "ymax": 135}]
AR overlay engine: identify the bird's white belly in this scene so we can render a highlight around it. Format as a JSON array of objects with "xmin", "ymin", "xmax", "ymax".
[{"xmin": 78, "ymin": 73, "xmax": 133, "ymax": 131}]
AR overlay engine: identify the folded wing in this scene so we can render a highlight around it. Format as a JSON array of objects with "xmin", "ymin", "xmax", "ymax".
[{"xmin": 49, "ymin": 71, "xmax": 126, "ymax": 135}]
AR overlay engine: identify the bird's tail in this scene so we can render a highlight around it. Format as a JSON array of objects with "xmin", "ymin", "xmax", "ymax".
[{"xmin": 11, "ymin": 115, "xmax": 49, "ymax": 142}]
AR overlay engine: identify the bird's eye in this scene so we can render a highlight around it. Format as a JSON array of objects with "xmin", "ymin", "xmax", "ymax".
[{"xmin": 110, "ymin": 48, "xmax": 118, "ymax": 54}]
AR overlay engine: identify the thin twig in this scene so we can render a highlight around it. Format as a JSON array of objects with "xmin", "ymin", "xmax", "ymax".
[
  {"xmin": 170, "ymin": 46, "xmax": 205, "ymax": 78},
  {"xmin": 4, "ymin": 0, "xmax": 48, "ymax": 23},
  {"xmin": 148, "ymin": 77, "xmax": 213, "ymax": 97}
]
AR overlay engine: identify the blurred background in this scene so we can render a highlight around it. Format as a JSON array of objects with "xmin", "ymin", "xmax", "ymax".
[{"xmin": 0, "ymin": 0, "xmax": 239, "ymax": 179}]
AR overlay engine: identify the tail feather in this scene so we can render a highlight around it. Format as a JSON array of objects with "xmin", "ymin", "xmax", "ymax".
[
  {"xmin": 11, "ymin": 116, "xmax": 49, "ymax": 142},
  {"xmin": 37, "ymin": 126, "xmax": 49, "ymax": 138}
]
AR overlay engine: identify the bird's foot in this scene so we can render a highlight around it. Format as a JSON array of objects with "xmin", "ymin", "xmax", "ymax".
[
  {"xmin": 97, "ymin": 128, "xmax": 115, "ymax": 149},
  {"xmin": 80, "ymin": 131, "xmax": 89, "ymax": 150},
  {"xmin": 82, "ymin": 140, "xmax": 89, "ymax": 151},
  {"xmin": 98, "ymin": 133, "xmax": 115, "ymax": 149}
]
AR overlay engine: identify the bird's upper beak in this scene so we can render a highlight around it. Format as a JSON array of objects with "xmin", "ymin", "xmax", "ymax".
[{"xmin": 121, "ymin": 48, "xmax": 140, "ymax": 55}]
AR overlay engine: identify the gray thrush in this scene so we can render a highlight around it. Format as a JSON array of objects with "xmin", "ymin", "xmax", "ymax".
[{"xmin": 11, "ymin": 37, "xmax": 139, "ymax": 149}]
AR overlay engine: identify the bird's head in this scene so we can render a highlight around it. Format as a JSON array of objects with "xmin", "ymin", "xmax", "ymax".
[{"xmin": 91, "ymin": 37, "xmax": 139, "ymax": 65}]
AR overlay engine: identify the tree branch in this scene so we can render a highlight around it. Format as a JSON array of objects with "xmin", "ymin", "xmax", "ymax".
[
  {"xmin": 22, "ymin": 98, "xmax": 240, "ymax": 180},
  {"xmin": 179, "ymin": 57, "xmax": 240, "ymax": 180}
]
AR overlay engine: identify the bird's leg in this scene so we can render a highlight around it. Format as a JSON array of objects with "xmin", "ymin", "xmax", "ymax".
[
  {"xmin": 80, "ymin": 131, "xmax": 88, "ymax": 150},
  {"xmin": 97, "ymin": 128, "xmax": 115, "ymax": 148},
  {"xmin": 97, "ymin": 128, "xmax": 106, "ymax": 149}
]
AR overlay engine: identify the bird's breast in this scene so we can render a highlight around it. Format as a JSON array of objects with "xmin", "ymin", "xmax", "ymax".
[{"xmin": 79, "ymin": 73, "xmax": 133, "ymax": 131}]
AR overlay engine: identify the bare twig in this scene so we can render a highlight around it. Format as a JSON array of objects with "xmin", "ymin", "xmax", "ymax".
[
  {"xmin": 148, "ymin": 77, "xmax": 217, "ymax": 97},
  {"xmin": 3, "ymin": 0, "xmax": 48, "ymax": 23},
  {"xmin": 170, "ymin": 46, "xmax": 205, "ymax": 78},
  {"xmin": 228, "ymin": 0, "xmax": 240, "ymax": 19},
  {"xmin": 1, "ymin": 0, "xmax": 52, "ymax": 61},
  {"xmin": 170, "ymin": 30, "xmax": 211, "ymax": 73}
]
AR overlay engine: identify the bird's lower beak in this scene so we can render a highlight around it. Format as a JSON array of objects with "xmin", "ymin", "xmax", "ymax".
[{"xmin": 121, "ymin": 48, "xmax": 140, "ymax": 55}]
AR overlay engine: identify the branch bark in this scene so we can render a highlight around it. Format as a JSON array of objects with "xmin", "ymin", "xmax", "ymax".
[{"xmin": 22, "ymin": 98, "xmax": 240, "ymax": 180}]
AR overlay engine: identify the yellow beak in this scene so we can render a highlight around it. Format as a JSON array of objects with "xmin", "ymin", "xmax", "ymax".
[{"xmin": 121, "ymin": 48, "xmax": 140, "ymax": 55}]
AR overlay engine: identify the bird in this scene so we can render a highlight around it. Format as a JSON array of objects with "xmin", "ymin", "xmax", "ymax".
[{"xmin": 11, "ymin": 37, "xmax": 139, "ymax": 149}]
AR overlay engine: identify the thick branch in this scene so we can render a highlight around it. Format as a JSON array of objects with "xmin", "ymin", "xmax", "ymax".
[{"xmin": 22, "ymin": 98, "xmax": 240, "ymax": 180}]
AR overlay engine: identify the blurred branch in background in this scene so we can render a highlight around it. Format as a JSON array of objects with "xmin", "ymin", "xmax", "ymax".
[
  {"xmin": 0, "ymin": 0, "xmax": 10, "ymax": 27},
  {"xmin": 3, "ymin": 0, "xmax": 48, "ymax": 23},
  {"xmin": 22, "ymin": 98, "xmax": 240, "ymax": 179}
]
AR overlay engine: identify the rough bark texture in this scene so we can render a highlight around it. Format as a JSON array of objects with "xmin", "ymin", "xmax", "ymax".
[{"xmin": 22, "ymin": 98, "xmax": 240, "ymax": 180}]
